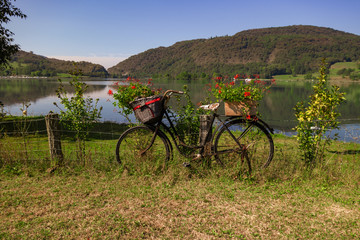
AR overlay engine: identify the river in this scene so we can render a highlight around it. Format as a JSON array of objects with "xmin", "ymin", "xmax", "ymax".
[{"xmin": 1, "ymin": 77, "xmax": 359, "ymax": 143}]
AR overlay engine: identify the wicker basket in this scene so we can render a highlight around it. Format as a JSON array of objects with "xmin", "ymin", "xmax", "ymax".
[{"xmin": 129, "ymin": 95, "xmax": 164, "ymax": 124}]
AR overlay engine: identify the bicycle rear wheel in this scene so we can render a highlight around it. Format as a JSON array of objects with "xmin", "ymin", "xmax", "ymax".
[
  {"xmin": 214, "ymin": 119, "xmax": 274, "ymax": 177},
  {"xmin": 116, "ymin": 125, "xmax": 170, "ymax": 175}
]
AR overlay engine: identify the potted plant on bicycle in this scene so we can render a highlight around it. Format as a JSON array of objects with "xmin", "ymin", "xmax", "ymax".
[
  {"xmin": 209, "ymin": 74, "xmax": 275, "ymax": 117},
  {"xmin": 109, "ymin": 77, "xmax": 163, "ymax": 124}
]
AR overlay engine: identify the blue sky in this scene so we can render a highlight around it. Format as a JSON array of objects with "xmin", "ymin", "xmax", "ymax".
[{"xmin": 7, "ymin": 0, "xmax": 360, "ymax": 68}]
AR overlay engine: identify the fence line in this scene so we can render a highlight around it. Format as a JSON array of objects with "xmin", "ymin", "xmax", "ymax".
[
  {"xmin": 1, "ymin": 116, "xmax": 360, "ymax": 135},
  {"xmin": 1, "ymin": 114, "xmax": 359, "ymax": 164},
  {"xmin": 1, "ymin": 115, "xmax": 359, "ymax": 123}
]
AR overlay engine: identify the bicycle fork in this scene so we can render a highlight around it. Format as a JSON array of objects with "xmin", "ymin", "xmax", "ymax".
[{"xmin": 139, "ymin": 124, "xmax": 161, "ymax": 156}]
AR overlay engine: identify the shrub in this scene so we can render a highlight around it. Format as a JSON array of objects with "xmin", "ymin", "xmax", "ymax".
[
  {"xmin": 294, "ymin": 59, "xmax": 345, "ymax": 166},
  {"xmin": 54, "ymin": 66, "xmax": 102, "ymax": 162}
]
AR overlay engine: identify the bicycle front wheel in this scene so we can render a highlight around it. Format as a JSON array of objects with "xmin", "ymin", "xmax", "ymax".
[
  {"xmin": 214, "ymin": 119, "xmax": 274, "ymax": 176},
  {"xmin": 116, "ymin": 125, "xmax": 170, "ymax": 175}
]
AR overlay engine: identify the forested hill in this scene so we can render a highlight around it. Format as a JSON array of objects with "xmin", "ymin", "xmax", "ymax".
[
  {"xmin": 108, "ymin": 25, "xmax": 360, "ymax": 79},
  {"xmin": 1, "ymin": 51, "xmax": 109, "ymax": 77}
]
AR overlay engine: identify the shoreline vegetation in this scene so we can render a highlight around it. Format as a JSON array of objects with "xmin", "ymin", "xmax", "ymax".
[
  {"xmin": 1, "ymin": 61, "xmax": 359, "ymax": 82},
  {"xmin": 0, "ymin": 73, "xmax": 358, "ymax": 81}
]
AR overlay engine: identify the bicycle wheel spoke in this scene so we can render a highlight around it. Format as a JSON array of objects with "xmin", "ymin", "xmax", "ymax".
[
  {"xmin": 116, "ymin": 126, "xmax": 170, "ymax": 175},
  {"xmin": 214, "ymin": 119, "xmax": 274, "ymax": 177}
]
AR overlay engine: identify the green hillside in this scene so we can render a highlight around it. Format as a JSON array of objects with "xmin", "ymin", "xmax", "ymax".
[
  {"xmin": 0, "ymin": 51, "xmax": 109, "ymax": 77},
  {"xmin": 108, "ymin": 25, "xmax": 360, "ymax": 79}
]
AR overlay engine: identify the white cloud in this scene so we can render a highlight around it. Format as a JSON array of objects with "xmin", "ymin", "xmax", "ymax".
[{"xmin": 47, "ymin": 56, "xmax": 129, "ymax": 69}]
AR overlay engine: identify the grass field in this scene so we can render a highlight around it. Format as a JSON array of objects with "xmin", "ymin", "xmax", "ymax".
[
  {"xmin": 272, "ymin": 61, "xmax": 360, "ymax": 82},
  {"xmin": 330, "ymin": 62, "xmax": 358, "ymax": 70},
  {"xmin": 1, "ymin": 133, "xmax": 359, "ymax": 239}
]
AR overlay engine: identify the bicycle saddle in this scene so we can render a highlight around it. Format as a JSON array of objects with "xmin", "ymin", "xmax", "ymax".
[{"xmin": 199, "ymin": 103, "xmax": 220, "ymax": 111}]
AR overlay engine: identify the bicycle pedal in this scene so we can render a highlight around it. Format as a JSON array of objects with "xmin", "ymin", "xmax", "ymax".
[
  {"xmin": 183, "ymin": 162, "xmax": 191, "ymax": 167},
  {"xmin": 192, "ymin": 154, "xmax": 202, "ymax": 161}
]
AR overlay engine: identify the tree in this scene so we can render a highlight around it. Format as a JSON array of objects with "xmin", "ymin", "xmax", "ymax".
[{"xmin": 0, "ymin": 0, "xmax": 26, "ymax": 66}]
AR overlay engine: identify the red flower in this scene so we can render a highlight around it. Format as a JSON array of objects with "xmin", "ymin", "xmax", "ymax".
[
  {"xmin": 229, "ymin": 81, "xmax": 235, "ymax": 85},
  {"xmin": 131, "ymin": 85, "xmax": 136, "ymax": 89},
  {"xmin": 216, "ymin": 76, "xmax": 222, "ymax": 80},
  {"xmin": 244, "ymin": 92, "xmax": 251, "ymax": 97},
  {"xmin": 215, "ymin": 83, "xmax": 219, "ymax": 88},
  {"xmin": 126, "ymin": 77, "xmax": 131, "ymax": 81},
  {"xmin": 246, "ymin": 115, "xmax": 251, "ymax": 120},
  {"xmin": 219, "ymin": 90, "xmax": 222, "ymax": 93},
  {"xmin": 234, "ymin": 74, "xmax": 240, "ymax": 79},
  {"xmin": 108, "ymin": 89, "xmax": 113, "ymax": 95}
]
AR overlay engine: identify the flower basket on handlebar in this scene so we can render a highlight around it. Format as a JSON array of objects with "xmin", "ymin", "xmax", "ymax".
[{"xmin": 129, "ymin": 95, "xmax": 165, "ymax": 124}]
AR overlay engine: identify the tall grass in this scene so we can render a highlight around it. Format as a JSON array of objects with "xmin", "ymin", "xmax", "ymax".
[{"xmin": 1, "ymin": 126, "xmax": 359, "ymax": 186}]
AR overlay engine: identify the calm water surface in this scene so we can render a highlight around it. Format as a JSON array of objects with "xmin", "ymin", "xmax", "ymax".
[{"xmin": 1, "ymin": 78, "xmax": 360, "ymax": 142}]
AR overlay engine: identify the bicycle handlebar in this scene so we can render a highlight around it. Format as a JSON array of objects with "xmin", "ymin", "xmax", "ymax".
[{"xmin": 163, "ymin": 90, "xmax": 184, "ymax": 98}]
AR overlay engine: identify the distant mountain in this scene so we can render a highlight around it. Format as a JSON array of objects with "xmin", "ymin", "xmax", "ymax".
[
  {"xmin": 1, "ymin": 51, "xmax": 109, "ymax": 77},
  {"xmin": 108, "ymin": 25, "xmax": 360, "ymax": 79}
]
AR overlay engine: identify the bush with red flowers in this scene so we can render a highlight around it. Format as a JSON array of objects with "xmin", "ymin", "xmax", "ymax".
[
  {"xmin": 109, "ymin": 77, "xmax": 161, "ymax": 115},
  {"xmin": 210, "ymin": 74, "xmax": 276, "ymax": 103}
]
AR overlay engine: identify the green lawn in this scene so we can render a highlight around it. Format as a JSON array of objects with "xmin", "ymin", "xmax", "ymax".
[
  {"xmin": 330, "ymin": 62, "xmax": 358, "ymax": 69},
  {"xmin": 0, "ymin": 133, "xmax": 359, "ymax": 239},
  {"xmin": 273, "ymin": 61, "xmax": 360, "ymax": 81}
]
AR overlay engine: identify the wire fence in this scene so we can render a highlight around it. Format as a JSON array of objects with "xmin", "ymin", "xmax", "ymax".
[{"xmin": 0, "ymin": 114, "xmax": 359, "ymax": 166}]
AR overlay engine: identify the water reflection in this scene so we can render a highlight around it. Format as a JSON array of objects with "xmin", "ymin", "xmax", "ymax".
[{"xmin": 1, "ymin": 78, "xmax": 359, "ymax": 142}]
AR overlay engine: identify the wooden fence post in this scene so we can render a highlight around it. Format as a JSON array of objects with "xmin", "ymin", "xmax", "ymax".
[
  {"xmin": 45, "ymin": 113, "xmax": 64, "ymax": 167},
  {"xmin": 199, "ymin": 115, "xmax": 212, "ymax": 158}
]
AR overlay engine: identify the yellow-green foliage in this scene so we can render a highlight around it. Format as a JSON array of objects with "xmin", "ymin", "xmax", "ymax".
[{"xmin": 294, "ymin": 59, "xmax": 346, "ymax": 165}]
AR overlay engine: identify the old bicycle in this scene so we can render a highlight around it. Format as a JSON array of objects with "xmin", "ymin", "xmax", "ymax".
[{"xmin": 115, "ymin": 90, "xmax": 274, "ymax": 176}]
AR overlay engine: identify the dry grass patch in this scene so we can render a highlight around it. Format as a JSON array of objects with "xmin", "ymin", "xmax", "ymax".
[{"xmin": 1, "ymin": 172, "xmax": 359, "ymax": 239}]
